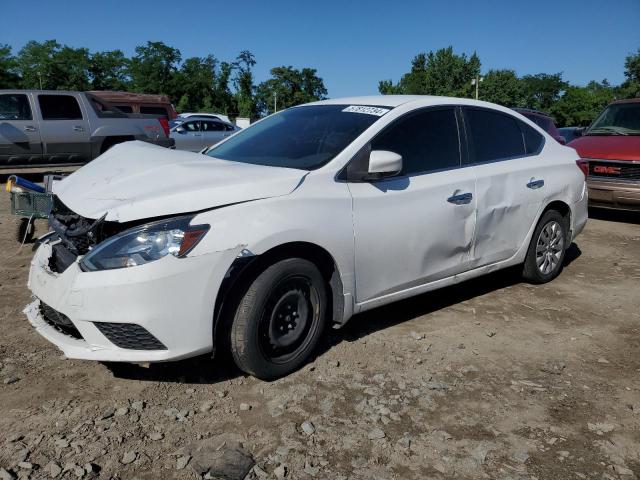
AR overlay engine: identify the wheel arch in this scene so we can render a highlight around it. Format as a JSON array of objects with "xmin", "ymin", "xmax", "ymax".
[
  {"xmin": 541, "ymin": 199, "xmax": 572, "ymax": 235},
  {"xmin": 211, "ymin": 241, "xmax": 346, "ymax": 358}
]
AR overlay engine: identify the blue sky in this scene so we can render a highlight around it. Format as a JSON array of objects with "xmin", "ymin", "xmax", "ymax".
[{"xmin": 2, "ymin": 0, "xmax": 639, "ymax": 98}]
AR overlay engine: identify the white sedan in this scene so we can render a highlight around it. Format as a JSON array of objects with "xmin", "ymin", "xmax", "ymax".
[{"xmin": 26, "ymin": 96, "xmax": 588, "ymax": 380}]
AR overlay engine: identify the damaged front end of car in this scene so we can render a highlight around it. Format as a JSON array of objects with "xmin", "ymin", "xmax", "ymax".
[{"xmin": 44, "ymin": 197, "xmax": 209, "ymax": 274}]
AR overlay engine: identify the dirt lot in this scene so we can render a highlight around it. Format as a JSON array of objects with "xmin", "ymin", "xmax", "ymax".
[{"xmin": 0, "ymin": 187, "xmax": 639, "ymax": 480}]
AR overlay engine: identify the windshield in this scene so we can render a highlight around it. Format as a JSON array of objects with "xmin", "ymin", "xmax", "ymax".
[
  {"xmin": 205, "ymin": 104, "xmax": 388, "ymax": 170},
  {"xmin": 587, "ymin": 103, "xmax": 640, "ymax": 136}
]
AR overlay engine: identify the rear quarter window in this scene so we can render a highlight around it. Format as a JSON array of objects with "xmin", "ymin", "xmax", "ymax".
[
  {"xmin": 519, "ymin": 121, "xmax": 545, "ymax": 154},
  {"xmin": 140, "ymin": 106, "xmax": 169, "ymax": 118}
]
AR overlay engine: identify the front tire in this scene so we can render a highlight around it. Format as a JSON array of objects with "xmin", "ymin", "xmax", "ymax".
[
  {"xmin": 522, "ymin": 210, "xmax": 568, "ymax": 284},
  {"xmin": 229, "ymin": 258, "xmax": 327, "ymax": 380}
]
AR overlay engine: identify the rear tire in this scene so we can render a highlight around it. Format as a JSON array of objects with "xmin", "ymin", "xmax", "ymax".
[
  {"xmin": 522, "ymin": 210, "xmax": 568, "ymax": 284},
  {"xmin": 229, "ymin": 258, "xmax": 327, "ymax": 380}
]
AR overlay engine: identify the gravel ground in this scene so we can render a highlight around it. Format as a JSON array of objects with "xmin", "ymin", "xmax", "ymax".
[{"xmin": 1, "ymin": 187, "xmax": 639, "ymax": 480}]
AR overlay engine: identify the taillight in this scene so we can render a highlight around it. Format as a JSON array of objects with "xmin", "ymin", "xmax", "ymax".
[
  {"xmin": 576, "ymin": 159, "xmax": 588, "ymax": 179},
  {"xmin": 158, "ymin": 117, "xmax": 170, "ymax": 137}
]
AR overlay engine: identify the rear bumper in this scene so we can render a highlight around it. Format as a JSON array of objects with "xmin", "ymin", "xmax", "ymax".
[{"xmin": 587, "ymin": 178, "xmax": 640, "ymax": 211}]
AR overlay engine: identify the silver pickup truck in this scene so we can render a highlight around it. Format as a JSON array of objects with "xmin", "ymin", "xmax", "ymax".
[{"xmin": 0, "ymin": 90, "xmax": 174, "ymax": 169}]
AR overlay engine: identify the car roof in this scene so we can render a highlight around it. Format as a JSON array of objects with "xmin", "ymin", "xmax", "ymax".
[
  {"xmin": 611, "ymin": 98, "xmax": 640, "ymax": 105},
  {"xmin": 512, "ymin": 107, "xmax": 551, "ymax": 118},
  {"xmin": 307, "ymin": 95, "xmax": 514, "ymax": 110}
]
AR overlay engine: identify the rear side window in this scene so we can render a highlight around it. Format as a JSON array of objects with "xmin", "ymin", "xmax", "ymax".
[
  {"xmin": 140, "ymin": 106, "xmax": 169, "ymax": 118},
  {"xmin": 0, "ymin": 94, "xmax": 32, "ymax": 120},
  {"xmin": 372, "ymin": 108, "xmax": 460, "ymax": 175},
  {"xmin": 464, "ymin": 108, "xmax": 525, "ymax": 163},
  {"xmin": 115, "ymin": 105, "xmax": 133, "ymax": 113},
  {"xmin": 38, "ymin": 95, "xmax": 83, "ymax": 120},
  {"xmin": 520, "ymin": 121, "xmax": 545, "ymax": 154},
  {"xmin": 202, "ymin": 121, "xmax": 224, "ymax": 132}
]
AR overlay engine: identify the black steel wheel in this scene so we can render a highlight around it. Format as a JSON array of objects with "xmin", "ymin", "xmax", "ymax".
[{"xmin": 229, "ymin": 258, "xmax": 327, "ymax": 380}]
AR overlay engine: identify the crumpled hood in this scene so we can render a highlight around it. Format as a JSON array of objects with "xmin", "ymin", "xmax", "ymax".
[
  {"xmin": 569, "ymin": 135, "xmax": 640, "ymax": 161},
  {"xmin": 53, "ymin": 141, "xmax": 307, "ymax": 222}
]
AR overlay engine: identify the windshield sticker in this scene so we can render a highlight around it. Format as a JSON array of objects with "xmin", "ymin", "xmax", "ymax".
[{"xmin": 342, "ymin": 105, "xmax": 390, "ymax": 116}]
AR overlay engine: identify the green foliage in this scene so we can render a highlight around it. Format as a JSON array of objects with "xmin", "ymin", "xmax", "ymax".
[
  {"xmin": 480, "ymin": 69, "xmax": 526, "ymax": 107},
  {"xmin": 550, "ymin": 81, "xmax": 615, "ymax": 126},
  {"xmin": 0, "ymin": 44, "xmax": 20, "ymax": 88},
  {"xmin": 520, "ymin": 73, "xmax": 567, "ymax": 112},
  {"xmin": 89, "ymin": 50, "xmax": 130, "ymax": 90},
  {"xmin": 380, "ymin": 47, "xmax": 480, "ymax": 97},
  {"xmin": 129, "ymin": 41, "xmax": 182, "ymax": 97},
  {"xmin": 255, "ymin": 66, "xmax": 327, "ymax": 116},
  {"xmin": 233, "ymin": 51, "xmax": 257, "ymax": 118},
  {"xmin": 620, "ymin": 48, "xmax": 640, "ymax": 99},
  {"xmin": 381, "ymin": 45, "xmax": 639, "ymax": 127}
]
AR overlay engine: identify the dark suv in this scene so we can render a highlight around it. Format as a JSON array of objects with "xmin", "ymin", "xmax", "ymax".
[{"xmin": 513, "ymin": 108, "xmax": 566, "ymax": 144}]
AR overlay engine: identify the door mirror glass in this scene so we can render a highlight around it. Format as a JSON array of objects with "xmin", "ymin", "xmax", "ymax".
[{"xmin": 368, "ymin": 150, "xmax": 402, "ymax": 178}]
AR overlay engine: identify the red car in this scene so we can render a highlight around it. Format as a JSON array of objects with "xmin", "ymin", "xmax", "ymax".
[
  {"xmin": 513, "ymin": 108, "xmax": 566, "ymax": 144},
  {"xmin": 569, "ymin": 99, "xmax": 640, "ymax": 211}
]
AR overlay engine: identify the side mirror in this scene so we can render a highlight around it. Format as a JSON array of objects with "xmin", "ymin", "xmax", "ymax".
[
  {"xmin": 367, "ymin": 150, "xmax": 402, "ymax": 179},
  {"xmin": 175, "ymin": 125, "xmax": 186, "ymax": 134},
  {"xmin": 573, "ymin": 127, "xmax": 584, "ymax": 138}
]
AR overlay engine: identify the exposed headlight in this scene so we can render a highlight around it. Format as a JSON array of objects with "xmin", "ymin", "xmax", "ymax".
[{"xmin": 80, "ymin": 216, "xmax": 209, "ymax": 271}]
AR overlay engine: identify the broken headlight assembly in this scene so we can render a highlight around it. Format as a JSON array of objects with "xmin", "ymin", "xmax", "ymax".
[{"xmin": 80, "ymin": 216, "xmax": 209, "ymax": 271}]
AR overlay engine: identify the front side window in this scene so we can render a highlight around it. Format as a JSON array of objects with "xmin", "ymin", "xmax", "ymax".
[
  {"xmin": 38, "ymin": 95, "xmax": 83, "ymax": 120},
  {"xmin": 587, "ymin": 103, "xmax": 640, "ymax": 136},
  {"xmin": 207, "ymin": 105, "xmax": 384, "ymax": 170},
  {"xmin": 0, "ymin": 94, "xmax": 32, "ymax": 120},
  {"xmin": 371, "ymin": 108, "xmax": 460, "ymax": 175},
  {"xmin": 182, "ymin": 121, "xmax": 200, "ymax": 132},
  {"xmin": 465, "ymin": 108, "xmax": 525, "ymax": 163}
]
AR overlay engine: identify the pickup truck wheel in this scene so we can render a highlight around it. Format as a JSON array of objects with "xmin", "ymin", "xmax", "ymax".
[
  {"xmin": 230, "ymin": 258, "xmax": 327, "ymax": 380},
  {"xmin": 522, "ymin": 210, "xmax": 567, "ymax": 284}
]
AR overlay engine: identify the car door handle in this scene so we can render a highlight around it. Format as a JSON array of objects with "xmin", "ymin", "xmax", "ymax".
[
  {"xmin": 23, "ymin": 125, "xmax": 37, "ymax": 132},
  {"xmin": 527, "ymin": 179, "xmax": 545, "ymax": 189},
  {"xmin": 73, "ymin": 126, "xmax": 84, "ymax": 132},
  {"xmin": 447, "ymin": 192, "xmax": 473, "ymax": 205}
]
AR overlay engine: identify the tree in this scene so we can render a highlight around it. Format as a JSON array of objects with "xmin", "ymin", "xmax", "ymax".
[
  {"xmin": 379, "ymin": 47, "xmax": 480, "ymax": 97},
  {"xmin": 211, "ymin": 61, "xmax": 236, "ymax": 115},
  {"xmin": 619, "ymin": 48, "xmax": 640, "ymax": 98},
  {"xmin": 173, "ymin": 55, "xmax": 217, "ymax": 112},
  {"xmin": 15, "ymin": 40, "xmax": 91, "ymax": 90},
  {"xmin": 479, "ymin": 69, "xmax": 526, "ymax": 107},
  {"xmin": 0, "ymin": 44, "xmax": 20, "ymax": 88},
  {"xmin": 255, "ymin": 66, "xmax": 327, "ymax": 115},
  {"xmin": 520, "ymin": 73, "xmax": 567, "ymax": 111},
  {"xmin": 233, "ymin": 50, "xmax": 257, "ymax": 118},
  {"xmin": 52, "ymin": 46, "xmax": 91, "ymax": 91},
  {"xmin": 128, "ymin": 41, "xmax": 181, "ymax": 97},
  {"xmin": 550, "ymin": 81, "xmax": 615, "ymax": 127},
  {"xmin": 16, "ymin": 40, "xmax": 61, "ymax": 89},
  {"xmin": 89, "ymin": 50, "xmax": 129, "ymax": 90}
]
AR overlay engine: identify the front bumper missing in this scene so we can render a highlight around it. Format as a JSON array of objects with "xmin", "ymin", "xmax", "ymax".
[{"xmin": 26, "ymin": 241, "xmax": 243, "ymax": 362}]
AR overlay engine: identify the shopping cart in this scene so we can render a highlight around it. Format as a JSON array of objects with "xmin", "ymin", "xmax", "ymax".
[{"xmin": 7, "ymin": 176, "xmax": 55, "ymax": 243}]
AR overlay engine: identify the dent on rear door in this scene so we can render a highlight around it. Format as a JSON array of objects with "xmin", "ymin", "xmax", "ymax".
[{"xmin": 472, "ymin": 160, "xmax": 543, "ymax": 266}]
